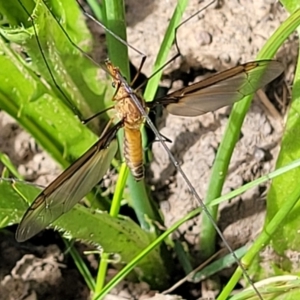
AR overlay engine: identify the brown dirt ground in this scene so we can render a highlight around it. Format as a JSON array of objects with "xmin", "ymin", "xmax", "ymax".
[{"xmin": 0, "ymin": 0, "xmax": 297, "ymax": 299}]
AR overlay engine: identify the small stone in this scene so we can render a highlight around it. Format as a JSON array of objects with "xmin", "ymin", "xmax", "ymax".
[{"xmin": 197, "ymin": 31, "xmax": 212, "ymax": 46}]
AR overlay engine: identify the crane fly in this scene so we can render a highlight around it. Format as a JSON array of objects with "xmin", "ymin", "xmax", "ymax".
[{"xmin": 15, "ymin": 59, "xmax": 283, "ymax": 242}]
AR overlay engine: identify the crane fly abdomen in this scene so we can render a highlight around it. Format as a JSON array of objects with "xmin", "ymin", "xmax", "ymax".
[
  {"xmin": 117, "ymin": 97, "xmax": 145, "ymax": 180},
  {"xmin": 124, "ymin": 126, "xmax": 144, "ymax": 181}
]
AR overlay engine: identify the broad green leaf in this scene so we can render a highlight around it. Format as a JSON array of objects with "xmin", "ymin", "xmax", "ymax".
[
  {"xmin": 0, "ymin": 179, "xmax": 168, "ymax": 287},
  {"xmin": 0, "ymin": 0, "xmax": 113, "ymax": 167}
]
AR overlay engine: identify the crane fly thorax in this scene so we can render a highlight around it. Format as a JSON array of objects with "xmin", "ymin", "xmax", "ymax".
[
  {"xmin": 105, "ymin": 60, "xmax": 146, "ymax": 128},
  {"xmin": 114, "ymin": 95, "xmax": 145, "ymax": 129}
]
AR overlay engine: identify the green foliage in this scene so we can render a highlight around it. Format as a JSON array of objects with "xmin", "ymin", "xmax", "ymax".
[
  {"xmin": 0, "ymin": 0, "xmax": 112, "ymax": 167},
  {"xmin": 256, "ymin": 0, "xmax": 300, "ymax": 281},
  {"xmin": 1, "ymin": 0, "xmax": 300, "ymax": 298},
  {"xmin": 0, "ymin": 0, "xmax": 167, "ymax": 288}
]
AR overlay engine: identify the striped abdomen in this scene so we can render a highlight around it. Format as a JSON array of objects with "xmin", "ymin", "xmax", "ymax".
[{"xmin": 123, "ymin": 127, "xmax": 144, "ymax": 181}]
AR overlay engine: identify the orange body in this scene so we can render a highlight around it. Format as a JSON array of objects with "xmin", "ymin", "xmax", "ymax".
[{"xmin": 106, "ymin": 61, "xmax": 146, "ymax": 181}]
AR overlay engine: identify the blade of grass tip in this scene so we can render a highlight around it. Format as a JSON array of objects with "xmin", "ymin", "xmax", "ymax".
[
  {"xmin": 216, "ymin": 8, "xmax": 300, "ymax": 300},
  {"xmin": 63, "ymin": 239, "xmax": 96, "ymax": 292},
  {"xmin": 86, "ymin": 0, "xmax": 103, "ymax": 22},
  {"xmin": 199, "ymin": 6, "xmax": 300, "ymax": 260},
  {"xmin": 0, "ymin": 152, "xmax": 23, "ymax": 180},
  {"xmin": 143, "ymin": 0, "xmax": 189, "ymax": 102},
  {"xmin": 1, "ymin": 168, "xmax": 10, "ymax": 179},
  {"xmin": 191, "ymin": 245, "xmax": 249, "ymax": 283}
]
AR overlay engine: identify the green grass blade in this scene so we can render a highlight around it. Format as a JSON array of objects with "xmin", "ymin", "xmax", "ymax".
[
  {"xmin": 63, "ymin": 239, "xmax": 96, "ymax": 292},
  {"xmin": 102, "ymin": 0, "xmax": 129, "ymax": 77},
  {"xmin": 96, "ymin": 206, "xmax": 202, "ymax": 299},
  {"xmin": 0, "ymin": 152, "xmax": 23, "ymax": 180},
  {"xmin": 191, "ymin": 246, "xmax": 248, "ymax": 283},
  {"xmin": 218, "ymin": 180, "xmax": 300, "ymax": 300},
  {"xmin": 86, "ymin": 0, "xmax": 103, "ymax": 22},
  {"xmin": 199, "ymin": 6, "xmax": 300, "ymax": 260},
  {"xmin": 252, "ymin": 0, "xmax": 300, "ymax": 284},
  {"xmin": 216, "ymin": 7, "xmax": 300, "ymax": 300},
  {"xmin": 94, "ymin": 153, "xmax": 300, "ymax": 298},
  {"xmin": 144, "ymin": 0, "xmax": 189, "ymax": 102}
]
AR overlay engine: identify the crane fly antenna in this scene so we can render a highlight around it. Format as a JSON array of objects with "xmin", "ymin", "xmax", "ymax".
[
  {"xmin": 41, "ymin": 0, "xmax": 144, "ymax": 88},
  {"xmin": 58, "ymin": 0, "xmax": 216, "ymax": 92},
  {"xmin": 76, "ymin": 1, "xmax": 146, "ymax": 60}
]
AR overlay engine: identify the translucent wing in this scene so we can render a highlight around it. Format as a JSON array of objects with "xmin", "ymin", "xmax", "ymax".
[
  {"xmin": 15, "ymin": 123, "xmax": 121, "ymax": 242},
  {"xmin": 154, "ymin": 60, "xmax": 283, "ymax": 116}
]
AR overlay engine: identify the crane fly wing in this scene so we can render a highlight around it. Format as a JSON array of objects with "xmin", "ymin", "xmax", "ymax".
[
  {"xmin": 153, "ymin": 60, "xmax": 283, "ymax": 116},
  {"xmin": 16, "ymin": 123, "xmax": 121, "ymax": 242}
]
